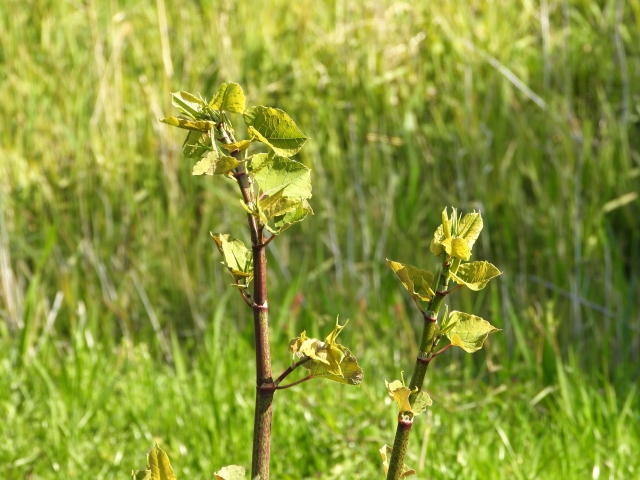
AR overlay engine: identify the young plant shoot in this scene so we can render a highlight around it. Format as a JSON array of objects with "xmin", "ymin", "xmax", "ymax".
[
  {"xmin": 382, "ymin": 207, "xmax": 501, "ymax": 479},
  {"xmin": 132, "ymin": 84, "xmax": 363, "ymax": 480}
]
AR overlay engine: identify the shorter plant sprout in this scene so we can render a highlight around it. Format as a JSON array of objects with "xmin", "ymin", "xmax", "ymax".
[
  {"xmin": 132, "ymin": 83, "xmax": 362, "ymax": 480},
  {"xmin": 382, "ymin": 207, "xmax": 501, "ymax": 479}
]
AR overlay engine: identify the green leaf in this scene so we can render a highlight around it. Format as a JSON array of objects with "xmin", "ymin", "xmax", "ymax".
[
  {"xmin": 212, "ymin": 234, "xmax": 254, "ymax": 285},
  {"xmin": 160, "ymin": 116, "xmax": 215, "ymax": 132},
  {"xmin": 254, "ymin": 155, "xmax": 311, "ymax": 200},
  {"xmin": 214, "ymin": 465, "xmax": 247, "ymax": 480},
  {"xmin": 450, "ymin": 261, "xmax": 502, "ymax": 291},
  {"xmin": 445, "ymin": 311, "xmax": 500, "ymax": 353},
  {"xmin": 220, "ymin": 139, "xmax": 252, "ymax": 152},
  {"xmin": 182, "ymin": 131, "xmax": 212, "ymax": 159},
  {"xmin": 458, "ymin": 211, "xmax": 483, "ymax": 250},
  {"xmin": 192, "ymin": 152, "xmax": 240, "ymax": 176},
  {"xmin": 136, "ymin": 444, "xmax": 176, "ymax": 480},
  {"xmin": 244, "ymin": 106, "xmax": 307, "ymax": 157},
  {"xmin": 410, "ymin": 391, "xmax": 433, "ymax": 415},
  {"xmin": 385, "ymin": 259, "xmax": 434, "ymax": 301},
  {"xmin": 269, "ymin": 199, "xmax": 313, "ymax": 234},
  {"xmin": 380, "ymin": 445, "xmax": 416, "ymax": 478},
  {"xmin": 290, "ymin": 320, "xmax": 363, "ymax": 386},
  {"xmin": 171, "ymin": 91, "xmax": 204, "ymax": 117},
  {"xmin": 209, "ymin": 83, "xmax": 246, "ymax": 113}
]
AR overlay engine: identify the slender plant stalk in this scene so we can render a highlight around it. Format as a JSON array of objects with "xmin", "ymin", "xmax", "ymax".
[
  {"xmin": 219, "ymin": 124, "xmax": 275, "ymax": 480},
  {"xmin": 386, "ymin": 258, "xmax": 452, "ymax": 480}
]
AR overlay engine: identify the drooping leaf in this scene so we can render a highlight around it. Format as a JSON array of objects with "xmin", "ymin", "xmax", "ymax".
[
  {"xmin": 220, "ymin": 139, "xmax": 252, "ymax": 152},
  {"xmin": 379, "ymin": 445, "xmax": 416, "ymax": 477},
  {"xmin": 182, "ymin": 131, "xmax": 211, "ymax": 159},
  {"xmin": 134, "ymin": 445, "xmax": 176, "ymax": 480},
  {"xmin": 209, "ymin": 83, "xmax": 246, "ymax": 113},
  {"xmin": 385, "ymin": 259, "xmax": 434, "ymax": 301},
  {"xmin": 290, "ymin": 320, "xmax": 363, "ymax": 386},
  {"xmin": 160, "ymin": 116, "xmax": 215, "ymax": 132},
  {"xmin": 445, "ymin": 311, "xmax": 500, "ymax": 353},
  {"xmin": 212, "ymin": 234, "xmax": 254, "ymax": 285},
  {"xmin": 244, "ymin": 106, "xmax": 307, "ymax": 157},
  {"xmin": 192, "ymin": 152, "xmax": 240, "ymax": 176},
  {"xmin": 171, "ymin": 91, "xmax": 204, "ymax": 118},
  {"xmin": 254, "ymin": 155, "xmax": 311, "ymax": 200},
  {"xmin": 214, "ymin": 465, "xmax": 247, "ymax": 480},
  {"xmin": 458, "ymin": 211, "xmax": 483, "ymax": 250},
  {"xmin": 450, "ymin": 261, "xmax": 502, "ymax": 291}
]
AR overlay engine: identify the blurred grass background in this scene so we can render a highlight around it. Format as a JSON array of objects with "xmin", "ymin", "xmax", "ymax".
[{"xmin": 1, "ymin": 0, "xmax": 639, "ymax": 478}]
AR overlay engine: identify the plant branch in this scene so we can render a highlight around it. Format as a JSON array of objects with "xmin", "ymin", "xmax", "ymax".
[
  {"xmin": 274, "ymin": 355, "xmax": 311, "ymax": 386},
  {"xmin": 239, "ymin": 288, "xmax": 254, "ymax": 308},
  {"xmin": 430, "ymin": 343, "xmax": 454, "ymax": 358},
  {"xmin": 275, "ymin": 374, "xmax": 313, "ymax": 390}
]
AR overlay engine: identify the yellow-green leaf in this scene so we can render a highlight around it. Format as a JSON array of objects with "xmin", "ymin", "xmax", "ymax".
[
  {"xmin": 448, "ymin": 237, "xmax": 471, "ymax": 261},
  {"xmin": 220, "ymin": 139, "xmax": 252, "ymax": 152},
  {"xmin": 385, "ymin": 259, "xmax": 434, "ymax": 301},
  {"xmin": 244, "ymin": 106, "xmax": 307, "ymax": 157},
  {"xmin": 410, "ymin": 391, "xmax": 433, "ymax": 415},
  {"xmin": 192, "ymin": 152, "xmax": 240, "ymax": 176},
  {"xmin": 254, "ymin": 155, "xmax": 311, "ymax": 200},
  {"xmin": 380, "ymin": 445, "xmax": 416, "ymax": 477},
  {"xmin": 458, "ymin": 211, "xmax": 483, "ymax": 249},
  {"xmin": 214, "ymin": 465, "xmax": 247, "ymax": 480},
  {"xmin": 212, "ymin": 234, "xmax": 254, "ymax": 285},
  {"xmin": 171, "ymin": 91, "xmax": 204, "ymax": 117},
  {"xmin": 160, "ymin": 116, "xmax": 215, "ymax": 132},
  {"xmin": 445, "ymin": 311, "xmax": 500, "ymax": 353},
  {"xmin": 268, "ymin": 199, "xmax": 313, "ymax": 234},
  {"xmin": 209, "ymin": 83, "xmax": 246, "ymax": 113},
  {"xmin": 450, "ymin": 261, "xmax": 501, "ymax": 291},
  {"xmin": 290, "ymin": 320, "xmax": 363, "ymax": 386},
  {"xmin": 143, "ymin": 445, "xmax": 176, "ymax": 480},
  {"xmin": 182, "ymin": 131, "xmax": 211, "ymax": 159},
  {"xmin": 385, "ymin": 379, "xmax": 412, "ymax": 412}
]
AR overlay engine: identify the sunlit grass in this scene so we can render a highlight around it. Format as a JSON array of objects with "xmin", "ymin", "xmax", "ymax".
[{"xmin": 0, "ymin": 0, "xmax": 639, "ymax": 478}]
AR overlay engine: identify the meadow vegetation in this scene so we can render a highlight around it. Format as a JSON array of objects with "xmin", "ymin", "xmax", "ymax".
[{"xmin": 0, "ymin": 0, "xmax": 639, "ymax": 478}]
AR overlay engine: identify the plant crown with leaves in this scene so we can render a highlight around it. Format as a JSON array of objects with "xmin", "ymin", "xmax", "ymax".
[
  {"xmin": 382, "ymin": 207, "xmax": 501, "ymax": 479},
  {"xmin": 132, "ymin": 83, "xmax": 362, "ymax": 480}
]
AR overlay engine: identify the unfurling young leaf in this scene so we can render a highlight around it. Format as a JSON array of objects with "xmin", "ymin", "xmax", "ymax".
[
  {"xmin": 209, "ymin": 82, "xmax": 246, "ymax": 113},
  {"xmin": 131, "ymin": 444, "xmax": 176, "ymax": 480},
  {"xmin": 214, "ymin": 464, "xmax": 247, "ymax": 480},
  {"xmin": 450, "ymin": 261, "xmax": 502, "ymax": 291},
  {"xmin": 385, "ymin": 259, "xmax": 435, "ymax": 301},
  {"xmin": 445, "ymin": 311, "xmax": 500, "ymax": 353},
  {"xmin": 212, "ymin": 234, "xmax": 254, "ymax": 286},
  {"xmin": 289, "ymin": 320, "xmax": 363, "ymax": 385},
  {"xmin": 243, "ymin": 106, "xmax": 307, "ymax": 157},
  {"xmin": 430, "ymin": 207, "xmax": 483, "ymax": 260},
  {"xmin": 385, "ymin": 376, "xmax": 432, "ymax": 415},
  {"xmin": 380, "ymin": 445, "xmax": 416, "ymax": 477}
]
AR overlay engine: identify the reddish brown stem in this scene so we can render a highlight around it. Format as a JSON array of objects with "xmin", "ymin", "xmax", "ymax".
[{"xmin": 275, "ymin": 374, "xmax": 313, "ymax": 390}]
